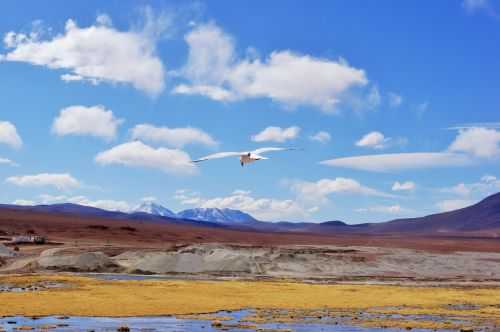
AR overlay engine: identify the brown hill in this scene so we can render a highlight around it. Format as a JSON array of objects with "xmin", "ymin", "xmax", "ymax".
[{"xmin": 364, "ymin": 192, "xmax": 500, "ymax": 236}]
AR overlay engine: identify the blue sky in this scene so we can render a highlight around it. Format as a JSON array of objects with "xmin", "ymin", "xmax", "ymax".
[{"xmin": 0, "ymin": 0, "xmax": 499, "ymax": 222}]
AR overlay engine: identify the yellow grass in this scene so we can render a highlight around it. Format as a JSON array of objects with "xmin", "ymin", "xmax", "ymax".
[{"xmin": 1, "ymin": 274, "xmax": 499, "ymax": 324}]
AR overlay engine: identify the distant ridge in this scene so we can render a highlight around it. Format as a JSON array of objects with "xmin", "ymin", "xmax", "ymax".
[
  {"xmin": 1, "ymin": 192, "xmax": 499, "ymax": 235},
  {"xmin": 367, "ymin": 192, "xmax": 500, "ymax": 234}
]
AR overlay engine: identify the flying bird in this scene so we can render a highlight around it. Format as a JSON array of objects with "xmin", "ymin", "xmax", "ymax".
[{"xmin": 192, "ymin": 147, "xmax": 297, "ymax": 167}]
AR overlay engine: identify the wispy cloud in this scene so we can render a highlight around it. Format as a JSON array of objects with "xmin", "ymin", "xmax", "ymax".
[
  {"xmin": 392, "ymin": 181, "xmax": 416, "ymax": 191},
  {"xmin": 289, "ymin": 177, "xmax": 394, "ymax": 204},
  {"xmin": 388, "ymin": 92, "xmax": 403, "ymax": 108},
  {"xmin": 462, "ymin": 0, "xmax": 499, "ymax": 17},
  {"xmin": 6, "ymin": 173, "xmax": 81, "ymax": 190},
  {"xmin": 356, "ymin": 204, "xmax": 413, "ymax": 215},
  {"xmin": 321, "ymin": 152, "xmax": 473, "ymax": 172},
  {"xmin": 14, "ymin": 194, "xmax": 131, "ymax": 212},
  {"xmin": 309, "ymin": 131, "xmax": 331, "ymax": 144},
  {"xmin": 436, "ymin": 199, "xmax": 475, "ymax": 212},
  {"xmin": 447, "ymin": 122, "xmax": 500, "ymax": 130},
  {"xmin": 131, "ymin": 124, "xmax": 218, "ymax": 148}
]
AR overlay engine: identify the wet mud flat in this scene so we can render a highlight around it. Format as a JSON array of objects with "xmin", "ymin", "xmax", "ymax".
[
  {"xmin": 0, "ymin": 311, "xmax": 477, "ymax": 332},
  {"xmin": 0, "ymin": 280, "xmax": 65, "ymax": 292},
  {"xmin": 0, "ymin": 274, "xmax": 499, "ymax": 331}
]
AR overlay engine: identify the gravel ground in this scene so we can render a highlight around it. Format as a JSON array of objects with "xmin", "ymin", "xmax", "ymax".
[{"xmin": 3, "ymin": 243, "xmax": 500, "ymax": 282}]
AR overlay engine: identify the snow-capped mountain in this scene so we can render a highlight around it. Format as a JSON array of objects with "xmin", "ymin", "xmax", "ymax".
[
  {"xmin": 120, "ymin": 201, "xmax": 260, "ymax": 224},
  {"xmin": 133, "ymin": 201, "xmax": 177, "ymax": 219},
  {"xmin": 177, "ymin": 208, "xmax": 258, "ymax": 224}
]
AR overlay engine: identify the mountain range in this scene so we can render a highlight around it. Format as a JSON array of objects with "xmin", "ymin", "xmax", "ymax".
[
  {"xmin": 132, "ymin": 201, "xmax": 259, "ymax": 225},
  {"xmin": 1, "ymin": 192, "xmax": 500, "ymax": 236}
]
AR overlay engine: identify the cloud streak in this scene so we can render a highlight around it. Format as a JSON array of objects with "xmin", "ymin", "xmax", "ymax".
[
  {"xmin": 6, "ymin": 173, "xmax": 81, "ymax": 190},
  {"xmin": 321, "ymin": 152, "xmax": 473, "ymax": 172},
  {"xmin": 290, "ymin": 177, "xmax": 394, "ymax": 203},
  {"xmin": 130, "ymin": 123, "xmax": 218, "ymax": 148}
]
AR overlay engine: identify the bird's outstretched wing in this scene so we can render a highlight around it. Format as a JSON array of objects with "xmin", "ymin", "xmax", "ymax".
[
  {"xmin": 192, "ymin": 151, "xmax": 244, "ymax": 163},
  {"xmin": 251, "ymin": 147, "xmax": 298, "ymax": 155}
]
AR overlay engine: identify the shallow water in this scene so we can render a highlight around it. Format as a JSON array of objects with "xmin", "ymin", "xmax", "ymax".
[
  {"xmin": 81, "ymin": 273, "xmax": 181, "ymax": 281},
  {"xmin": 0, "ymin": 311, "xmax": 444, "ymax": 332}
]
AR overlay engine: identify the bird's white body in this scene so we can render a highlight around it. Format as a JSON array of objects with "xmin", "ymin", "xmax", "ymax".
[
  {"xmin": 240, "ymin": 153, "xmax": 268, "ymax": 166},
  {"xmin": 192, "ymin": 147, "xmax": 293, "ymax": 167}
]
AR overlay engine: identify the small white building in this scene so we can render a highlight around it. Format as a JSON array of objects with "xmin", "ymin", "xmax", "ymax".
[{"xmin": 11, "ymin": 235, "xmax": 46, "ymax": 244}]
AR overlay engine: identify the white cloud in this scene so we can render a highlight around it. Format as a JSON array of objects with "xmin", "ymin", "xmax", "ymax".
[
  {"xmin": 66, "ymin": 196, "xmax": 130, "ymax": 212},
  {"xmin": 0, "ymin": 121, "xmax": 22, "ymax": 149},
  {"xmin": 173, "ymin": 23, "xmax": 368, "ymax": 112},
  {"xmin": 441, "ymin": 175, "xmax": 500, "ymax": 197},
  {"xmin": 130, "ymin": 123, "xmax": 217, "ymax": 148},
  {"xmin": 309, "ymin": 131, "xmax": 331, "ymax": 144},
  {"xmin": 180, "ymin": 22, "xmax": 234, "ymax": 86},
  {"xmin": 12, "ymin": 199, "xmax": 35, "ymax": 206},
  {"xmin": 356, "ymin": 131, "xmax": 389, "ymax": 149},
  {"xmin": 232, "ymin": 189, "xmax": 252, "ymax": 195},
  {"xmin": 174, "ymin": 189, "xmax": 202, "ymax": 205},
  {"xmin": 416, "ymin": 102, "xmax": 429, "ymax": 116},
  {"xmin": 22, "ymin": 193, "xmax": 131, "ymax": 212},
  {"xmin": 392, "ymin": 181, "xmax": 415, "ymax": 191},
  {"xmin": 482, "ymin": 174, "xmax": 499, "ymax": 183},
  {"xmin": 251, "ymin": 126, "xmax": 300, "ymax": 143},
  {"xmin": 0, "ymin": 157, "xmax": 17, "ymax": 166},
  {"xmin": 436, "ymin": 199, "xmax": 474, "ymax": 212},
  {"xmin": 172, "ymin": 84, "xmax": 235, "ymax": 101},
  {"xmin": 448, "ymin": 127, "xmax": 500, "ymax": 158},
  {"xmin": 366, "ymin": 86, "xmax": 381, "ymax": 109},
  {"xmin": 321, "ymin": 152, "xmax": 473, "ymax": 172},
  {"xmin": 290, "ymin": 177, "xmax": 393, "ymax": 204},
  {"xmin": 324, "ymin": 127, "xmax": 500, "ymax": 173},
  {"xmin": 462, "ymin": 0, "xmax": 491, "ymax": 13},
  {"xmin": 1, "ymin": 13, "xmax": 166, "ymax": 95},
  {"xmin": 448, "ymin": 122, "xmax": 500, "ymax": 130},
  {"xmin": 444, "ymin": 183, "xmax": 472, "ymax": 196},
  {"xmin": 357, "ymin": 204, "xmax": 412, "ymax": 215},
  {"xmin": 176, "ymin": 189, "xmax": 308, "ymax": 221},
  {"xmin": 355, "ymin": 131, "xmax": 406, "ymax": 150},
  {"xmin": 388, "ymin": 92, "xmax": 403, "ymax": 108},
  {"xmin": 52, "ymin": 105, "xmax": 123, "ymax": 140},
  {"xmin": 6, "ymin": 173, "xmax": 80, "ymax": 190},
  {"xmin": 141, "ymin": 196, "xmax": 158, "ymax": 202},
  {"xmin": 95, "ymin": 140, "xmax": 196, "ymax": 175}
]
